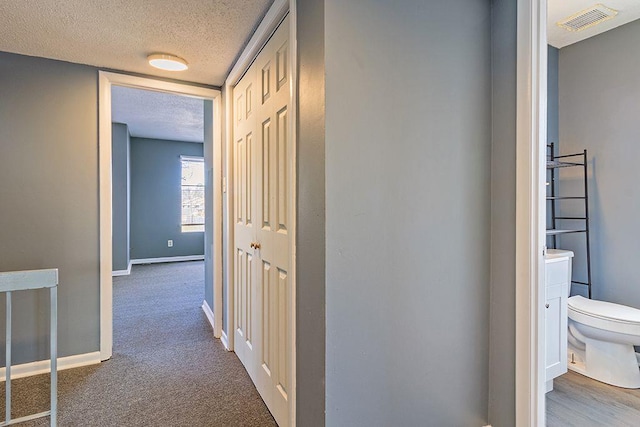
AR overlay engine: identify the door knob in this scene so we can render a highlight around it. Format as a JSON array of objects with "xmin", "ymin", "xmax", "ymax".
[
  {"xmin": 250, "ymin": 242, "xmax": 255, "ymax": 249},
  {"xmin": 545, "ymin": 303, "xmax": 550, "ymax": 309},
  {"xmin": 254, "ymin": 242, "xmax": 261, "ymax": 249}
]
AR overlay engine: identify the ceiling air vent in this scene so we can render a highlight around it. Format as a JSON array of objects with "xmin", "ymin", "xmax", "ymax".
[{"xmin": 557, "ymin": 4, "xmax": 618, "ymax": 32}]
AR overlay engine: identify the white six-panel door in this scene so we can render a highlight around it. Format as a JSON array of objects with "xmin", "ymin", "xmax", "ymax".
[
  {"xmin": 233, "ymin": 15, "xmax": 291, "ymax": 427},
  {"xmin": 233, "ymin": 58, "xmax": 258, "ymax": 376}
]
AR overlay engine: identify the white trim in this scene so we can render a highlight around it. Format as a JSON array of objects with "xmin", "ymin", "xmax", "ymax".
[
  {"xmin": 98, "ymin": 71, "xmax": 113, "ymax": 362},
  {"xmin": 226, "ymin": 0, "xmax": 290, "ymax": 86},
  {"xmin": 223, "ymin": 78, "xmax": 235, "ymax": 352},
  {"xmin": 99, "ymin": 71, "xmax": 222, "ymax": 362},
  {"xmin": 212, "ymin": 88, "xmax": 224, "ymax": 340},
  {"xmin": 516, "ymin": 0, "xmax": 547, "ymax": 426},
  {"xmin": 130, "ymin": 255, "xmax": 205, "ymax": 265},
  {"xmin": 0, "ymin": 351, "xmax": 101, "ymax": 381},
  {"xmin": 202, "ymin": 300, "xmax": 215, "ymax": 331},
  {"xmin": 288, "ymin": 2, "xmax": 298, "ymax": 425},
  {"xmin": 112, "ymin": 261, "xmax": 132, "ymax": 277},
  {"xmin": 223, "ymin": 1, "xmax": 296, "ymax": 424},
  {"xmin": 221, "ymin": 330, "xmax": 231, "ymax": 351}
]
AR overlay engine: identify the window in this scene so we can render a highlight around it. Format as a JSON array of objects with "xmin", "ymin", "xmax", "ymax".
[{"xmin": 181, "ymin": 156, "xmax": 205, "ymax": 232}]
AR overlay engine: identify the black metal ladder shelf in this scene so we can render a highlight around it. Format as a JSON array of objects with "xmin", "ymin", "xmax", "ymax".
[{"xmin": 547, "ymin": 142, "xmax": 593, "ymax": 299}]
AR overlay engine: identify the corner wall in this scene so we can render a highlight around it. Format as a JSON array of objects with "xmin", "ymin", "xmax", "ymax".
[
  {"xmin": 547, "ymin": 45, "xmax": 560, "ymax": 246},
  {"xmin": 112, "ymin": 122, "xmax": 131, "ymax": 272},
  {"xmin": 488, "ymin": 0, "xmax": 517, "ymax": 425},
  {"xmin": 296, "ymin": 0, "xmax": 326, "ymax": 425},
  {"xmin": 547, "ymin": 46, "xmax": 559, "ymax": 146},
  {"xmin": 203, "ymin": 100, "xmax": 214, "ymax": 309}
]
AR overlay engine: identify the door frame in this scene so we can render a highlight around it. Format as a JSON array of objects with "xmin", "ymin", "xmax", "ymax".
[
  {"xmin": 515, "ymin": 0, "xmax": 547, "ymax": 425},
  {"xmin": 222, "ymin": 0, "xmax": 297, "ymax": 424},
  {"xmin": 98, "ymin": 72, "xmax": 223, "ymax": 360}
]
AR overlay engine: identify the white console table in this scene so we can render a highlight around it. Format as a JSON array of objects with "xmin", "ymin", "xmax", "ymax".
[{"xmin": 0, "ymin": 269, "xmax": 58, "ymax": 426}]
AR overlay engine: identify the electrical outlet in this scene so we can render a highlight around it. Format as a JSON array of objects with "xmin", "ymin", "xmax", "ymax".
[{"xmin": 168, "ymin": 240, "xmax": 173, "ymax": 247}]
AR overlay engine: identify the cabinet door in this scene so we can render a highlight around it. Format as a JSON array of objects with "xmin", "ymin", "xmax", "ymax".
[{"xmin": 546, "ymin": 281, "xmax": 568, "ymax": 380}]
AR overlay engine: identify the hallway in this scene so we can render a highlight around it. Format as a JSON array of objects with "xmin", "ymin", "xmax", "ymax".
[{"xmin": 1, "ymin": 261, "xmax": 276, "ymax": 426}]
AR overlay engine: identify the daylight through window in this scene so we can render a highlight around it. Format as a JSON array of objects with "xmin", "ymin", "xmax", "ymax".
[{"xmin": 181, "ymin": 156, "xmax": 205, "ymax": 232}]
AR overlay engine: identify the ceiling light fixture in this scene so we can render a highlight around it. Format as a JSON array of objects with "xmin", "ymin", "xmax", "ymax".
[{"xmin": 147, "ymin": 53, "xmax": 188, "ymax": 71}]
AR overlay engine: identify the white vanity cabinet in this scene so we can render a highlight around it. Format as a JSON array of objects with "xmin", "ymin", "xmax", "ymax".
[{"xmin": 545, "ymin": 249, "xmax": 574, "ymax": 392}]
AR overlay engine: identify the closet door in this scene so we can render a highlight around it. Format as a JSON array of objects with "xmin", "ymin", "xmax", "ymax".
[
  {"xmin": 233, "ymin": 14, "xmax": 291, "ymax": 427},
  {"xmin": 233, "ymin": 61, "xmax": 258, "ymax": 380},
  {"xmin": 254, "ymin": 15, "xmax": 291, "ymax": 427}
]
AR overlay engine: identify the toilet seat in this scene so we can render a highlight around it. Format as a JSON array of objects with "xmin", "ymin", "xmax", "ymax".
[{"xmin": 568, "ymin": 296, "xmax": 640, "ymax": 336}]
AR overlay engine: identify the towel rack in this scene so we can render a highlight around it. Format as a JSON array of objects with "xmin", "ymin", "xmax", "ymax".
[{"xmin": 0, "ymin": 269, "xmax": 58, "ymax": 427}]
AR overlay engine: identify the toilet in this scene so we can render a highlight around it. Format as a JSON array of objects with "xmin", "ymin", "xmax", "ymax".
[{"xmin": 568, "ymin": 295, "xmax": 640, "ymax": 388}]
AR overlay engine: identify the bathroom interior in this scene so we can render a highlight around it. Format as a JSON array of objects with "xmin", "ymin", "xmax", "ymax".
[{"xmin": 545, "ymin": 1, "xmax": 640, "ymax": 425}]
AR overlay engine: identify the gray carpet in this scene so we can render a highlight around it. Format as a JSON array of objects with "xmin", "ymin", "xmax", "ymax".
[{"xmin": 1, "ymin": 261, "xmax": 277, "ymax": 426}]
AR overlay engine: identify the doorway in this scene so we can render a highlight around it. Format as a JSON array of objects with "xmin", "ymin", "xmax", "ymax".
[
  {"xmin": 110, "ymin": 85, "xmax": 207, "ymax": 272},
  {"xmin": 544, "ymin": 1, "xmax": 640, "ymax": 425},
  {"xmin": 222, "ymin": 1, "xmax": 297, "ymax": 425},
  {"xmin": 109, "ymin": 85, "xmax": 209, "ymax": 347},
  {"xmin": 98, "ymin": 72, "xmax": 223, "ymax": 360}
]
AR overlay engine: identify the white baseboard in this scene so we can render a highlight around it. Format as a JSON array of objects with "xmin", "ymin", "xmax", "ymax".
[
  {"xmin": 202, "ymin": 300, "xmax": 215, "ymax": 332},
  {"xmin": 0, "ymin": 351, "xmax": 101, "ymax": 381},
  {"xmin": 112, "ymin": 261, "xmax": 132, "ymax": 276},
  {"xmin": 221, "ymin": 330, "xmax": 231, "ymax": 351},
  {"xmin": 131, "ymin": 255, "xmax": 205, "ymax": 265}
]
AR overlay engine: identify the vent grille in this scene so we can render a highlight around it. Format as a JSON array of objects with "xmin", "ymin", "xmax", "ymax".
[{"xmin": 557, "ymin": 4, "xmax": 618, "ymax": 32}]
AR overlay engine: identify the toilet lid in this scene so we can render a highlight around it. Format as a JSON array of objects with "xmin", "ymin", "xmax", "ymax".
[{"xmin": 568, "ymin": 295, "xmax": 640, "ymax": 325}]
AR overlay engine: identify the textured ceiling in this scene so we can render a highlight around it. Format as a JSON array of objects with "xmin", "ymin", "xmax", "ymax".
[
  {"xmin": 0, "ymin": 0, "xmax": 274, "ymax": 86},
  {"xmin": 549, "ymin": 0, "xmax": 640, "ymax": 48},
  {"xmin": 112, "ymin": 86, "xmax": 204, "ymax": 143}
]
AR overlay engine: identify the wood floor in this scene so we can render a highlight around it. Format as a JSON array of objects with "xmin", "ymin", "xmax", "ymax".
[{"xmin": 547, "ymin": 370, "xmax": 640, "ymax": 426}]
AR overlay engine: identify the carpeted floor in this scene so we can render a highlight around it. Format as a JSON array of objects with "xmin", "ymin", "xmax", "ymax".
[{"xmin": 1, "ymin": 261, "xmax": 277, "ymax": 426}]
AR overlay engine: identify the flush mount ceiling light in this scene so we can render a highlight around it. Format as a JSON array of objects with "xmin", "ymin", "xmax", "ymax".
[{"xmin": 147, "ymin": 53, "xmax": 188, "ymax": 71}]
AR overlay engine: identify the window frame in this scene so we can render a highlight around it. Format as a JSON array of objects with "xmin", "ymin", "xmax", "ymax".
[{"xmin": 180, "ymin": 155, "xmax": 205, "ymax": 233}]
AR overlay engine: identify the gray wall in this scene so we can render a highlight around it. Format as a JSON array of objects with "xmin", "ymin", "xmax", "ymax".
[
  {"xmin": 547, "ymin": 46, "xmax": 559, "ymax": 146},
  {"xmin": 130, "ymin": 137, "xmax": 204, "ymax": 260},
  {"xmin": 112, "ymin": 122, "xmax": 131, "ymax": 272},
  {"xmin": 488, "ymin": 0, "xmax": 517, "ymax": 425},
  {"xmin": 203, "ymin": 101, "xmax": 214, "ymax": 309},
  {"xmin": 296, "ymin": 0, "xmax": 326, "ymax": 425},
  {"xmin": 325, "ymin": 1, "xmax": 491, "ymax": 425},
  {"xmin": 547, "ymin": 46, "xmax": 560, "ymax": 246},
  {"xmin": 558, "ymin": 19, "xmax": 640, "ymax": 307},
  {"xmin": 0, "ymin": 52, "xmax": 100, "ymax": 365}
]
